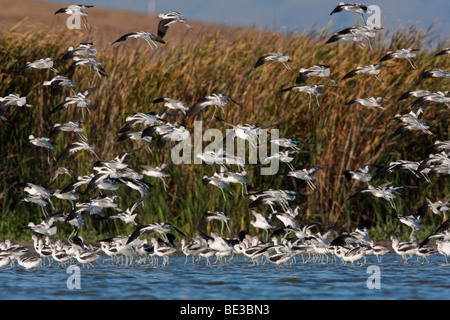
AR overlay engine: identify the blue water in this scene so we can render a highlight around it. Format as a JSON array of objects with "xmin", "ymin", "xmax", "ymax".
[{"xmin": 1, "ymin": 253, "xmax": 449, "ymax": 300}]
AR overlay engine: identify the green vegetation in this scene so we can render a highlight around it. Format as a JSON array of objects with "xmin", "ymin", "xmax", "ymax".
[{"xmin": 0, "ymin": 22, "xmax": 448, "ymax": 243}]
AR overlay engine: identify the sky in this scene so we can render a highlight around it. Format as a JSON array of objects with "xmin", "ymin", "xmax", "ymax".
[{"xmin": 46, "ymin": 0, "xmax": 449, "ymax": 40}]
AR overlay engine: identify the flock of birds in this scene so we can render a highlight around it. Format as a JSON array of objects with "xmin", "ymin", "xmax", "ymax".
[{"xmin": 1, "ymin": 3, "xmax": 450, "ymax": 270}]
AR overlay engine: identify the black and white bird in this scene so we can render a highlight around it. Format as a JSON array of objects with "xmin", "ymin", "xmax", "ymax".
[
  {"xmin": 51, "ymin": 88, "xmax": 97, "ymax": 119},
  {"xmin": 196, "ymin": 211, "xmax": 231, "ymax": 234},
  {"xmin": 57, "ymin": 140, "xmax": 99, "ymax": 162},
  {"xmin": 330, "ymin": 2, "xmax": 368, "ymax": 24},
  {"xmin": 344, "ymin": 164, "xmax": 377, "ymax": 184},
  {"xmin": 141, "ymin": 163, "xmax": 170, "ymax": 190},
  {"xmin": 157, "ymin": 11, "xmax": 193, "ymax": 39},
  {"xmin": 112, "ymin": 31, "xmax": 166, "ymax": 49},
  {"xmin": 250, "ymin": 210, "xmax": 274, "ymax": 241},
  {"xmin": 379, "ymin": 48, "xmax": 419, "ymax": 69},
  {"xmin": 54, "ymin": 4, "xmax": 94, "ymax": 30},
  {"xmin": 391, "ymin": 112, "xmax": 433, "ymax": 137},
  {"xmin": 342, "ymin": 64, "xmax": 383, "ymax": 82},
  {"xmin": 20, "ymin": 58, "xmax": 58, "ymax": 73},
  {"xmin": 345, "ymin": 96, "xmax": 386, "ymax": 110},
  {"xmin": 97, "ymin": 193, "xmax": 151, "ymax": 226},
  {"xmin": 50, "ymin": 121, "xmax": 88, "ymax": 142},
  {"xmin": 398, "ymin": 89, "xmax": 433, "ymax": 101},
  {"xmin": 295, "ymin": 64, "xmax": 336, "ymax": 84},
  {"xmin": 153, "ymin": 97, "xmax": 190, "ymax": 115},
  {"xmin": 23, "ymin": 135, "xmax": 54, "ymax": 163},
  {"xmin": 421, "ymin": 68, "xmax": 450, "ymax": 80},
  {"xmin": 66, "ymin": 57, "xmax": 107, "ymax": 78},
  {"xmin": 435, "ymin": 47, "xmax": 450, "ymax": 57},
  {"xmin": 286, "ymin": 165, "xmax": 327, "ymax": 190},
  {"xmin": 126, "ymin": 222, "xmax": 186, "ymax": 245},
  {"xmin": 254, "ymin": 52, "xmax": 292, "ymax": 71},
  {"xmin": 279, "ymin": 84, "xmax": 338, "ymax": 109},
  {"xmin": 42, "ymin": 75, "xmax": 76, "ymax": 95},
  {"xmin": 389, "ymin": 212, "xmax": 426, "ymax": 236},
  {"xmin": 346, "ymin": 182, "xmax": 415, "ymax": 211},
  {"xmin": 61, "ymin": 42, "xmax": 97, "ymax": 60},
  {"xmin": 0, "ymin": 94, "xmax": 32, "ymax": 121},
  {"xmin": 326, "ymin": 26, "xmax": 381, "ymax": 50},
  {"xmin": 186, "ymin": 93, "xmax": 241, "ymax": 118}
]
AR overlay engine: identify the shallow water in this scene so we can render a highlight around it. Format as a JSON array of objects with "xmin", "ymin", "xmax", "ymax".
[{"xmin": 1, "ymin": 253, "xmax": 449, "ymax": 300}]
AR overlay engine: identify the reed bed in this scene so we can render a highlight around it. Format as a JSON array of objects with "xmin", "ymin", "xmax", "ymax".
[{"xmin": 0, "ymin": 21, "xmax": 448, "ymax": 242}]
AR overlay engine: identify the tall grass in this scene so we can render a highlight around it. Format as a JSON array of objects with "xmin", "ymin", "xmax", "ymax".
[{"xmin": 0, "ymin": 22, "xmax": 448, "ymax": 243}]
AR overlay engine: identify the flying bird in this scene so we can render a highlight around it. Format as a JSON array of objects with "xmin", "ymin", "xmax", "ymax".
[
  {"xmin": 295, "ymin": 64, "xmax": 336, "ymax": 84},
  {"xmin": 254, "ymin": 52, "xmax": 292, "ymax": 71},
  {"xmin": 342, "ymin": 64, "xmax": 383, "ymax": 82},
  {"xmin": 55, "ymin": 4, "xmax": 94, "ymax": 30},
  {"xmin": 157, "ymin": 11, "xmax": 192, "ymax": 39},
  {"xmin": 153, "ymin": 97, "xmax": 190, "ymax": 115},
  {"xmin": 186, "ymin": 93, "xmax": 241, "ymax": 118},
  {"xmin": 112, "ymin": 31, "xmax": 165, "ymax": 49},
  {"xmin": 421, "ymin": 68, "xmax": 450, "ymax": 80},
  {"xmin": 20, "ymin": 58, "xmax": 58, "ymax": 73},
  {"xmin": 379, "ymin": 48, "xmax": 419, "ymax": 69},
  {"xmin": 435, "ymin": 47, "xmax": 450, "ymax": 57},
  {"xmin": 345, "ymin": 96, "xmax": 386, "ymax": 110},
  {"xmin": 330, "ymin": 2, "xmax": 368, "ymax": 24}
]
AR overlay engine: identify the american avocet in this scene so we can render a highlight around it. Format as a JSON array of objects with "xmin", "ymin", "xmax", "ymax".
[
  {"xmin": 61, "ymin": 42, "xmax": 97, "ymax": 60},
  {"xmin": 411, "ymin": 91, "xmax": 450, "ymax": 111},
  {"xmin": 196, "ymin": 211, "xmax": 231, "ymax": 234},
  {"xmin": 250, "ymin": 210, "xmax": 274, "ymax": 241},
  {"xmin": 186, "ymin": 93, "xmax": 241, "ymax": 118},
  {"xmin": 346, "ymin": 182, "xmax": 414, "ymax": 211},
  {"xmin": 421, "ymin": 68, "xmax": 450, "ymax": 80},
  {"xmin": 151, "ymin": 238, "xmax": 177, "ymax": 266},
  {"xmin": 435, "ymin": 47, "xmax": 450, "ymax": 57},
  {"xmin": 126, "ymin": 222, "xmax": 186, "ymax": 245},
  {"xmin": 398, "ymin": 89, "xmax": 433, "ymax": 101},
  {"xmin": 50, "ymin": 121, "xmax": 87, "ymax": 142},
  {"xmin": 20, "ymin": 58, "xmax": 58, "ymax": 73},
  {"xmin": 295, "ymin": 64, "xmax": 336, "ymax": 84},
  {"xmin": 391, "ymin": 112, "xmax": 433, "ymax": 137},
  {"xmin": 22, "ymin": 135, "xmax": 54, "ymax": 163},
  {"xmin": 153, "ymin": 97, "xmax": 190, "ymax": 115},
  {"xmin": 390, "ymin": 235, "xmax": 418, "ymax": 263},
  {"xmin": 157, "ymin": 11, "xmax": 193, "ymax": 39},
  {"xmin": 97, "ymin": 193, "xmax": 151, "ymax": 226},
  {"xmin": 379, "ymin": 48, "xmax": 419, "ymax": 69},
  {"xmin": 73, "ymin": 246, "xmax": 100, "ymax": 268},
  {"xmin": 51, "ymin": 88, "xmax": 97, "ymax": 118},
  {"xmin": 344, "ymin": 164, "xmax": 376, "ymax": 183},
  {"xmin": 112, "ymin": 31, "xmax": 165, "ymax": 49},
  {"xmin": 326, "ymin": 26, "xmax": 381, "ymax": 50},
  {"xmin": 254, "ymin": 52, "xmax": 292, "ymax": 71},
  {"xmin": 389, "ymin": 213, "xmax": 424, "ymax": 236},
  {"xmin": 286, "ymin": 165, "xmax": 327, "ymax": 190},
  {"xmin": 66, "ymin": 57, "xmax": 107, "ymax": 78},
  {"xmin": 279, "ymin": 84, "xmax": 338, "ymax": 109},
  {"xmin": 202, "ymin": 173, "xmax": 230, "ymax": 201},
  {"xmin": 0, "ymin": 93, "xmax": 33, "ymax": 121},
  {"xmin": 55, "ymin": 4, "xmax": 94, "ymax": 30},
  {"xmin": 42, "ymin": 75, "xmax": 76, "ymax": 95},
  {"xmin": 141, "ymin": 163, "xmax": 170, "ymax": 190},
  {"xmin": 16, "ymin": 255, "xmax": 42, "ymax": 269},
  {"xmin": 329, "ymin": 2, "xmax": 368, "ymax": 24},
  {"xmin": 345, "ymin": 96, "xmax": 386, "ymax": 110},
  {"xmin": 181, "ymin": 238, "xmax": 208, "ymax": 264},
  {"xmin": 57, "ymin": 140, "xmax": 99, "ymax": 162},
  {"xmin": 368, "ymin": 241, "xmax": 389, "ymax": 263},
  {"xmin": 342, "ymin": 64, "xmax": 383, "ymax": 82}
]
